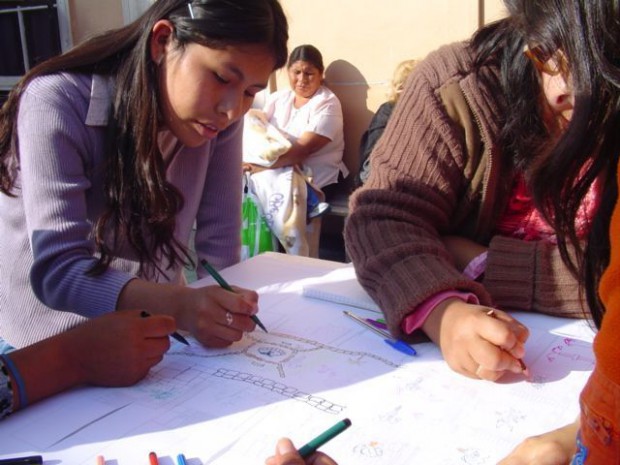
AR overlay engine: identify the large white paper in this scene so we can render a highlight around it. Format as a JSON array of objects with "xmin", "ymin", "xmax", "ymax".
[
  {"xmin": 301, "ymin": 264, "xmax": 381, "ymax": 313},
  {"xmin": 0, "ymin": 253, "xmax": 595, "ymax": 464}
]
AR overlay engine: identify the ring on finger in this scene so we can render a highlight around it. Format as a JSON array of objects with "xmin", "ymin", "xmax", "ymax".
[{"xmin": 225, "ymin": 311, "xmax": 234, "ymax": 326}]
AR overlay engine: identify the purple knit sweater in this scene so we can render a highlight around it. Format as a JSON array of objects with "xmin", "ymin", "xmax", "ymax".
[{"xmin": 0, "ymin": 73, "xmax": 242, "ymax": 348}]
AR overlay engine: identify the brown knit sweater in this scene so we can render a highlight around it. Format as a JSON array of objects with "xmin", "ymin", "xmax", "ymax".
[{"xmin": 345, "ymin": 41, "xmax": 585, "ymax": 340}]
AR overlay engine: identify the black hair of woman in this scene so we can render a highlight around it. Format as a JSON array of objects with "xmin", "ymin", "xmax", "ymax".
[
  {"xmin": 288, "ymin": 44, "xmax": 324, "ymax": 74},
  {"xmin": 471, "ymin": 0, "xmax": 620, "ymax": 327},
  {"xmin": 0, "ymin": 0, "xmax": 289, "ymax": 277}
]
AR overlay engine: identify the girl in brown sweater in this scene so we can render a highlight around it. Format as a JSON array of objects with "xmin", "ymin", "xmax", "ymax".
[{"xmin": 345, "ymin": 0, "xmax": 613, "ymax": 384}]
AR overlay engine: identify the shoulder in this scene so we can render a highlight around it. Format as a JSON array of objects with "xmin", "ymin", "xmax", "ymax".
[
  {"xmin": 376, "ymin": 101, "xmax": 395, "ymax": 117},
  {"xmin": 399, "ymin": 40, "xmax": 502, "ymax": 134},
  {"xmin": 314, "ymin": 86, "xmax": 340, "ymax": 103},
  {"xmin": 410, "ymin": 41, "xmax": 477, "ymax": 91},
  {"xmin": 23, "ymin": 72, "xmax": 92, "ymax": 108},
  {"xmin": 308, "ymin": 86, "xmax": 342, "ymax": 113},
  {"xmin": 20, "ymin": 73, "xmax": 101, "ymax": 125}
]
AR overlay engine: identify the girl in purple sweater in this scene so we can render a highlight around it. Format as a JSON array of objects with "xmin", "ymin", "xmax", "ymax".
[{"xmin": 0, "ymin": 0, "xmax": 288, "ymax": 350}]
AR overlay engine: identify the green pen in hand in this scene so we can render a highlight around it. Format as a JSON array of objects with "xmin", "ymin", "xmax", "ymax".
[
  {"xmin": 200, "ymin": 259, "xmax": 268, "ymax": 333},
  {"xmin": 298, "ymin": 418, "xmax": 352, "ymax": 458}
]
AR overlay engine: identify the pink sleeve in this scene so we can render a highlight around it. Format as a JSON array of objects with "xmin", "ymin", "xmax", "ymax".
[{"xmin": 401, "ymin": 291, "xmax": 480, "ymax": 334}]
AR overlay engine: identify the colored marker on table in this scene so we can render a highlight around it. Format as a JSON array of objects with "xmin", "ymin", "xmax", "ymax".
[
  {"xmin": 365, "ymin": 317, "xmax": 388, "ymax": 331},
  {"xmin": 148, "ymin": 451, "xmax": 159, "ymax": 465},
  {"xmin": 200, "ymin": 259, "xmax": 268, "ymax": 333},
  {"xmin": 0, "ymin": 456, "xmax": 43, "ymax": 465},
  {"xmin": 140, "ymin": 311, "xmax": 190, "ymax": 346},
  {"xmin": 298, "ymin": 418, "xmax": 352, "ymax": 459},
  {"xmin": 343, "ymin": 310, "xmax": 417, "ymax": 356},
  {"xmin": 176, "ymin": 453, "xmax": 187, "ymax": 465},
  {"xmin": 96, "ymin": 455, "xmax": 105, "ymax": 465}
]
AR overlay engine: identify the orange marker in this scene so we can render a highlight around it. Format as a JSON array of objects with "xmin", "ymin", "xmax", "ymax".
[{"xmin": 149, "ymin": 452, "xmax": 159, "ymax": 465}]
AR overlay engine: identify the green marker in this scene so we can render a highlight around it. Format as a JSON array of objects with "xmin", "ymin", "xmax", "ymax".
[
  {"xmin": 298, "ymin": 418, "xmax": 352, "ymax": 458},
  {"xmin": 200, "ymin": 259, "xmax": 268, "ymax": 333}
]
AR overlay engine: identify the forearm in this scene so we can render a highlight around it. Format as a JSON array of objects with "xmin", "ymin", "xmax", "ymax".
[
  {"xmin": 269, "ymin": 150, "xmax": 306, "ymax": 168},
  {"xmin": 270, "ymin": 132, "xmax": 330, "ymax": 168},
  {"xmin": 4, "ymin": 333, "xmax": 82, "ymax": 410},
  {"xmin": 117, "ymin": 279, "xmax": 188, "ymax": 320}
]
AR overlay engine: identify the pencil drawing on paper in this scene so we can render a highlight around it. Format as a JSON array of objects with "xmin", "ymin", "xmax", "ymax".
[
  {"xmin": 354, "ymin": 441, "xmax": 384, "ymax": 458},
  {"xmin": 170, "ymin": 331, "xmax": 401, "ymax": 378},
  {"xmin": 211, "ymin": 368, "xmax": 345, "ymax": 414},
  {"xmin": 133, "ymin": 330, "xmax": 401, "ymax": 414}
]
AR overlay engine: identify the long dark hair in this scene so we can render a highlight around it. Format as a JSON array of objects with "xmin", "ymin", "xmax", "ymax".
[
  {"xmin": 512, "ymin": 0, "xmax": 620, "ymax": 329},
  {"xmin": 0, "ymin": 0, "xmax": 288, "ymax": 278},
  {"xmin": 471, "ymin": 0, "xmax": 620, "ymax": 328}
]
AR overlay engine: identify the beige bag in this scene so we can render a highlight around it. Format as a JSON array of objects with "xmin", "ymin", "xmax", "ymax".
[{"xmin": 242, "ymin": 109, "xmax": 291, "ymax": 166}]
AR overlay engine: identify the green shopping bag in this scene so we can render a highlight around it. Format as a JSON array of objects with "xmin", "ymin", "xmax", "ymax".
[{"xmin": 241, "ymin": 173, "xmax": 278, "ymax": 260}]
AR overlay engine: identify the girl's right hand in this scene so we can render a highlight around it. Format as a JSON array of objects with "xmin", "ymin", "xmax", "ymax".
[
  {"xmin": 67, "ymin": 309, "xmax": 176, "ymax": 386},
  {"xmin": 421, "ymin": 298, "xmax": 530, "ymax": 381},
  {"xmin": 177, "ymin": 285, "xmax": 260, "ymax": 347},
  {"xmin": 265, "ymin": 438, "xmax": 339, "ymax": 465}
]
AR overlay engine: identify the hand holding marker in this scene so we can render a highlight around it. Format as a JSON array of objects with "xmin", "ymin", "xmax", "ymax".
[
  {"xmin": 486, "ymin": 309, "xmax": 529, "ymax": 376},
  {"xmin": 298, "ymin": 418, "xmax": 352, "ymax": 458},
  {"xmin": 140, "ymin": 311, "xmax": 189, "ymax": 346},
  {"xmin": 200, "ymin": 259, "xmax": 268, "ymax": 333}
]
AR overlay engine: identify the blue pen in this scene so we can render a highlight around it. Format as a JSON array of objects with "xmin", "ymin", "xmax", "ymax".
[
  {"xmin": 176, "ymin": 454, "xmax": 187, "ymax": 465},
  {"xmin": 343, "ymin": 311, "xmax": 417, "ymax": 356}
]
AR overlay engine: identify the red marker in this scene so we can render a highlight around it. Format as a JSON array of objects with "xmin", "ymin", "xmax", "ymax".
[{"xmin": 148, "ymin": 452, "xmax": 159, "ymax": 465}]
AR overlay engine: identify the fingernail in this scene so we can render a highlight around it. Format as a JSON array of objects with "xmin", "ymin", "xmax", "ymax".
[{"xmin": 277, "ymin": 439, "xmax": 295, "ymax": 454}]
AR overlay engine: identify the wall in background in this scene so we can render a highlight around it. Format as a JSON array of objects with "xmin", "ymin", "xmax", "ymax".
[{"xmin": 68, "ymin": 0, "xmax": 123, "ymax": 43}]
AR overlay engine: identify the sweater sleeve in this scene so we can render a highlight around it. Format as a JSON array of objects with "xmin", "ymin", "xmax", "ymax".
[
  {"xmin": 17, "ymin": 75, "xmax": 133, "ymax": 317},
  {"xmin": 483, "ymin": 236, "xmax": 586, "ymax": 318},
  {"xmin": 344, "ymin": 49, "xmax": 492, "ymax": 340}
]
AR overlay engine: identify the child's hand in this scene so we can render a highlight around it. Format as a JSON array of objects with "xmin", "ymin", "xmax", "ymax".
[
  {"xmin": 422, "ymin": 298, "xmax": 529, "ymax": 381},
  {"xmin": 265, "ymin": 438, "xmax": 339, "ymax": 465},
  {"xmin": 498, "ymin": 419, "xmax": 579, "ymax": 464}
]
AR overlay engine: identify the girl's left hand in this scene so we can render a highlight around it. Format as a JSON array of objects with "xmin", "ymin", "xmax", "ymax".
[
  {"xmin": 498, "ymin": 419, "xmax": 579, "ymax": 465},
  {"xmin": 177, "ymin": 285, "xmax": 260, "ymax": 347}
]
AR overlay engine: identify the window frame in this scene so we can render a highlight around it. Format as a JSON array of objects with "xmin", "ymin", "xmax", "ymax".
[{"xmin": 0, "ymin": 0, "xmax": 72, "ymax": 92}]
